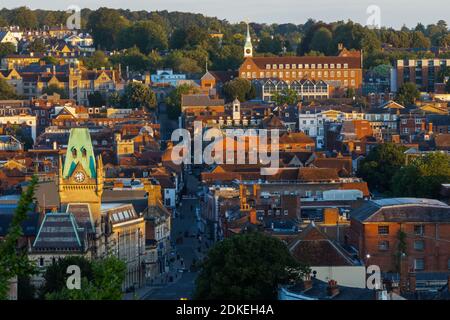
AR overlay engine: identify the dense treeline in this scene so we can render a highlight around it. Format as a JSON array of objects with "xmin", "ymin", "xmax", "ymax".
[{"xmin": 1, "ymin": 7, "xmax": 450, "ymax": 73}]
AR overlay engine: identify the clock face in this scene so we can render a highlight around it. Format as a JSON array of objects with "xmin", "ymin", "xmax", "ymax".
[
  {"xmin": 246, "ymin": 49, "xmax": 251, "ymax": 54},
  {"xmin": 74, "ymin": 171, "xmax": 86, "ymax": 183}
]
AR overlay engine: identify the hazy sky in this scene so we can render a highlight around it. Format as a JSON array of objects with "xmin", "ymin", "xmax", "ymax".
[{"xmin": 1, "ymin": 0, "xmax": 449, "ymax": 29}]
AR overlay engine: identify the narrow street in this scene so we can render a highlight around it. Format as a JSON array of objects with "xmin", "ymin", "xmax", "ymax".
[{"xmin": 143, "ymin": 173, "xmax": 210, "ymax": 300}]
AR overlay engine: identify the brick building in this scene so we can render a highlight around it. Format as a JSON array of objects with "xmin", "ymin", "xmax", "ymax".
[
  {"xmin": 238, "ymin": 33, "xmax": 363, "ymax": 96},
  {"xmin": 348, "ymin": 198, "xmax": 450, "ymax": 273},
  {"xmin": 392, "ymin": 59, "xmax": 450, "ymax": 93}
]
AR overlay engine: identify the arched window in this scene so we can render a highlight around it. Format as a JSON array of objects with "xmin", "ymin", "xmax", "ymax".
[
  {"xmin": 72, "ymin": 148, "xmax": 77, "ymax": 158},
  {"xmin": 81, "ymin": 147, "xmax": 87, "ymax": 158}
]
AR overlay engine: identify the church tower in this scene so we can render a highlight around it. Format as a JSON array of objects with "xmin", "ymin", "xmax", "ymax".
[
  {"xmin": 58, "ymin": 128, "xmax": 104, "ymax": 223},
  {"xmin": 244, "ymin": 21, "xmax": 253, "ymax": 58}
]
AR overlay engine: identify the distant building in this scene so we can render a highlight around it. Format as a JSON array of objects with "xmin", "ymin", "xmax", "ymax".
[
  {"xmin": 0, "ymin": 135, "xmax": 23, "ymax": 151},
  {"xmin": 0, "ymin": 31, "xmax": 18, "ymax": 49},
  {"xmin": 392, "ymin": 59, "xmax": 450, "ymax": 93},
  {"xmin": 238, "ymin": 30, "xmax": 363, "ymax": 96},
  {"xmin": 151, "ymin": 69, "xmax": 186, "ymax": 87},
  {"xmin": 252, "ymin": 79, "xmax": 330, "ymax": 102}
]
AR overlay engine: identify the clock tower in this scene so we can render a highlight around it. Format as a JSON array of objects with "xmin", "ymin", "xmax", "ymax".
[
  {"xmin": 58, "ymin": 128, "xmax": 104, "ymax": 223},
  {"xmin": 244, "ymin": 21, "xmax": 253, "ymax": 58}
]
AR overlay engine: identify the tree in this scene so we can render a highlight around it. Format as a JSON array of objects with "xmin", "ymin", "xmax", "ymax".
[
  {"xmin": 392, "ymin": 152, "xmax": 450, "ymax": 199},
  {"xmin": 395, "ymin": 82, "xmax": 420, "ymax": 106},
  {"xmin": 44, "ymin": 256, "xmax": 126, "ymax": 300},
  {"xmin": 194, "ymin": 232, "xmax": 309, "ymax": 300},
  {"xmin": 10, "ymin": 7, "xmax": 38, "ymax": 29},
  {"xmin": 39, "ymin": 256, "xmax": 94, "ymax": 298},
  {"xmin": 108, "ymin": 92, "xmax": 121, "ymax": 108},
  {"xmin": 119, "ymin": 21, "xmax": 168, "ymax": 54},
  {"xmin": 87, "ymin": 8, "xmax": 129, "ymax": 50},
  {"xmin": 28, "ymin": 39, "xmax": 46, "ymax": 54},
  {"xmin": 0, "ymin": 43, "xmax": 16, "ymax": 59},
  {"xmin": 222, "ymin": 78, "xmax": 256, "ymax": 103},
  {"xmin": 110, "ymin": 47, "xmax": 149, "ymax": 72},
  {"xmin": 165, "ymin": 50, "xmax": 202, "ymax": 74},
  {"xmin": 310, "ymin": 27, "xmax": 333, "ymax": 55},
  {"xmin": 122, "ymin": 82, "xmax": 156, "ymax": 110},
  {"xmin": 410, "ymin": 31, "xmax": 431, "ymax": 49},
  {"xmin": 0, "ymin": 176, "xmax": 38, "ymax": 299},
  {"xmin": 165, "ymin": 84, "xmax": 198, "ymax": 120},
  {"xmin": 81, "ymin": 51, "xmax": 110, "ymax": 69},
  {"xmin": 0, "ymin": 78, "xmax": 18, "ymax": 100},
  {"xmin": 42, "ymin": 85, "xmax": 68, "ymax": 99},
  {"xmin": 13, "ymin": 125, "xmax": 33, "ymax": 150},
  {"xmin": 39, "ymin": 56, "xmax": 59, "ymax": 65},
  {"xmin": 357, "ymin": 143, "xmax": 407, "ymax": 193},
  {"xmin": 88, "ymin": 91, "xmax": 106, "ymax": 107},
  {"xmin": 272, "ymin": 88, "xmax": 298, "ymax": 106}
]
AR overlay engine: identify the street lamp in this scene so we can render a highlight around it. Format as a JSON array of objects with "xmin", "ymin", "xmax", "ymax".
[{"xmin": 365, "ymin": 253, "xmax": 371, "ymax": 266}]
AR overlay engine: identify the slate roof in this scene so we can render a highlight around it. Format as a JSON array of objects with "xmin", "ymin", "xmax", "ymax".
[
  {"xmin": 435, "ymin": 134, "xmax": 450, "ymax": 149},
  {"xmin": 282, "ymin": 278, "xmax": 375, "ymax": 300},
  {"xmin": 181, "ymin": 94, "xmax": 224, "ymax": 107},
  {"xmin": 32, "ymin": 212, "xmax": 84, "ymax": 252},
  {"xmin": 66, "ymin": 203, "xmax": 95, "ymax": 233},
  {"xmin": 350, "ymin": 198, "xmax": 450, "ymax": 223},
  {"xmin": 279, "ymin": 132, "xmax": 315, "ymax": 144},
  {"xmin": 288, "ymin": 223, "xmax": 356, "ymax": 266}
]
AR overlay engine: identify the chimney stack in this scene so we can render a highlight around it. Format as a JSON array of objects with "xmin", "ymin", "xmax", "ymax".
[{"xmin": 327, "ymin": 279, "xmax": 339, "ymax": 297}]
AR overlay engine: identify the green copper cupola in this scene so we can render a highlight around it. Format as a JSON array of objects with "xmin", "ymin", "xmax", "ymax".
[{"xmin": 63, "ymin": 128, "xmax": 97, "ymax": 179}]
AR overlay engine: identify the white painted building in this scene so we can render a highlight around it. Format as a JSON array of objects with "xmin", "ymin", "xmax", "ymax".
[{"xmin": 298, "ymin": 108, "xmax": 365, "ymax": 148}]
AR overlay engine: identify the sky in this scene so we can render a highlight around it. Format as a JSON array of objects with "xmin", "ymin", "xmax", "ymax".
[{"xmin": 1, "ymin": 0, "xmax": 449, "ymax": 29}]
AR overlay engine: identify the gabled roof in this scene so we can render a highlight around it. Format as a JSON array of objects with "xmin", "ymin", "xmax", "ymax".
[
  {"xmin": 288, "ymin": 223, "xmax": 356, "ymax": 266},
  {"xmin": 279, "ymin": 132, "xmax": 315, "ymax": 144},
  {"xmin": 380, "ymin": 100, "xmax": 405, "ymax": 109}
]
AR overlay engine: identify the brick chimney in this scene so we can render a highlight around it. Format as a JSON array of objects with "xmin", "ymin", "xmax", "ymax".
[
  {"xmin": 327, "ymin": 279, "xmax": 339, "ymax": 297},
  {"xmin": 303, "ymin": 274, "xmax": 313, "ymax": 291}
]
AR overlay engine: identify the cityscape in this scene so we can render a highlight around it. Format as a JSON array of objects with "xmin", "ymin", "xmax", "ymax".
[{"xmin": 0, "ymin": 2, "xmax": 450, "ymax": 307}]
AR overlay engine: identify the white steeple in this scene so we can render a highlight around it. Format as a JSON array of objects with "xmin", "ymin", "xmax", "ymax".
[{"xmin": 244, "ymin": 20, "xmax": 253, "ymax": 58}]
